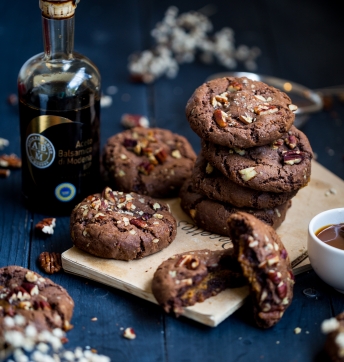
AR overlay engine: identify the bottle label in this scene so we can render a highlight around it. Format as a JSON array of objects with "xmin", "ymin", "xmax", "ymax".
[
  {"xmin": 26, "ymin": 133, "xmax": 56, "ymax": 169},
  {"xmin": 25, "ymin": 114, "xmax": 94, "ymax": 204}
]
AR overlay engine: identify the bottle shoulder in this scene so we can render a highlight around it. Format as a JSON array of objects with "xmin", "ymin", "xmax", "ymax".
[{"xmin": 18, "ymin": 51, "xmax": 101, "ymax": 89}]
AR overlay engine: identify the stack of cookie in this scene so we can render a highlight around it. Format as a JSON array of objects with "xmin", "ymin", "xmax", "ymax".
[{"xmin": 180, "ymin": 76, "xmax": 313, "ymax": 235}]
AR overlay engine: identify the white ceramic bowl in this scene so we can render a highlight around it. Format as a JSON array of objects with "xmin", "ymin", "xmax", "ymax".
[{"xmin": 308, "ymin": 208, "xmax": 344, "ymax": 293}]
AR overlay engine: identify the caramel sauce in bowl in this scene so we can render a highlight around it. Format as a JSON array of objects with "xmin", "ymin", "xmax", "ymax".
[
  {"xmin": 316, "ymin": 223, "xmax": 344, "ymax": 250},
  {"xmin": 308, "ymin": 208, "xmax": 344, "ymax": 293}
]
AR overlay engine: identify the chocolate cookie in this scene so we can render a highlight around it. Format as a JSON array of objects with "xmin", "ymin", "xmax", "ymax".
[
  {"xmin": 192, "ymin": 152, "xmax": 297, "ymax": 209},
  {"xmin": 186, "ymin": 76, "xmax": 297, "ymax": 148},
  {"xmin": 202, "ymin": 125, "xmax": 313, "ymax": 193},
  {"xmin": 70, "ymin": 187, "xmax": 177, "ymax": 261},
  {"xmin": 322, "ymin": 313, "xmax": 344, "ymax": 362},
  {"xmin": 0, "ymin": 265, "xmax": 74, "ymax": 347},
  {"xmin": 180, "ymin": 179, "xmax": 291, "ymax": 236},
  {"xmin": 152, "ymin": 249, "xmax": 246, "ymax": 315},
  {"xmin": 227, "ymin": 212, "xmax": 294, "ymax": 328},
  {"xmin": 102, "ymin": 127, "xmax": 196, "ymax": 198}
]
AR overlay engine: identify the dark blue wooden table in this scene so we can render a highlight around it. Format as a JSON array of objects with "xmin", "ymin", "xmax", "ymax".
[{"xmin": 1, "ymin": 1, "xmax": 344, "ymax": 361}]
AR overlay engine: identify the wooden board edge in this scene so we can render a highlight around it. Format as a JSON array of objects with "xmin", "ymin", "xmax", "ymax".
[{"xmin": 62, "ymin": 250, "xmax": 249, "ymax": 327}]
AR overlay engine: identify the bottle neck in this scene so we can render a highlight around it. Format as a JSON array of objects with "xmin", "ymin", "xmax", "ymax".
[{"xmin": 42, "ymin": 15, "xmax": 74, "ymax": 60}]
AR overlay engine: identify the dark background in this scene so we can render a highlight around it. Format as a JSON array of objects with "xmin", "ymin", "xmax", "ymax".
[{"xmin": 1, "ymin": 1, "xmax": 344, "ymax": 361}]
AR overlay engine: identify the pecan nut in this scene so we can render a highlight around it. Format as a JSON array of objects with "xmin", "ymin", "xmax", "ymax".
[
  {"xmin": 0, "ymin": 169, "xmax": 10, "ymax": 178},
  {"xmin": 0, "ymin": 154, "xmax": 22, "ymax": 168},
  {"xmin": 239, "ymin": 167, "xmax": 257, "ymax": 181},
  {"xmin": 35, "ymin": 218, "xmax": 56, "ymax": 235},
  {"xmin": 227, "ymin": 81, "xmax": 242, "ymax": 92},
  {"xmin": 175, "ymin": 255, "xmax": 200, "ymax": 270},
  {"xmin": 154, "ymin": 148, "xmax": 168, "ymax": 163},
  {"xmin": 138, "ymin": 161, "xmax": 155, "ymax": 175},
  {"xmin": 130, "ymin": 218, "xmax": 147, "ymax": 228},
  {"xmin": 239, "ymin": 114, "xmax": 253, "ymax": 124},
  {"xmin": 283, "ymin": 150, "xmax": 304, "ymax": 165},
  {"xmin": 213, "ymin": 109, "xmax": 228, "ymax": 128},
  {"xmin": 254, "ymin": 105, "xmax": 278, "ymax": 115},
  {"xmin": 38, "ymin": 252, "xmax": 62, "ymax": 274}
]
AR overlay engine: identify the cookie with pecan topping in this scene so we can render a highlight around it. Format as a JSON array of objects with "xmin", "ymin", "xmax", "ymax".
[
  {"xmin": 192, "ymin": 152, "xmax": 297, "ymax": 209},
  {"xmin": 202, "ymin": 125, "xmax": 313, "ymax": 193},
  {"xmin": 227, "ymin": 212, "xmax": 294, "ymax": 328},
  {"xmin": 152, "ymin": 248, "xmax": 246, "ymax": 315},
  {"xmin": 180, "ymin": 178, "xmax": 291, "ymax": 236},
  {"xmin": 185, "ymin": 76, "xmax": 297, "ymax": 148},
  {"xmin": 70, "ymin": 187, "xmax": 177, "ymax": 260},
  {"xmin": 102, "ymin": 127, "xmax": 196, "ymax": 198},
  {"xmin": 0, "ymin": 265, "xmax": 74, "ymax": 347}
]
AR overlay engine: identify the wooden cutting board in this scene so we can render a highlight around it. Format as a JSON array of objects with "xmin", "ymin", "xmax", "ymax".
[{"xmin": 62, "ymin": 160, "xmax": 344, "ymax": 327}]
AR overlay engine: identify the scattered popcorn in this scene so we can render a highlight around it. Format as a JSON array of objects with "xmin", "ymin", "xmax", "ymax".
[{"xmin": 128, "ymin": 6, "xmax": 261, "ymax": 83}]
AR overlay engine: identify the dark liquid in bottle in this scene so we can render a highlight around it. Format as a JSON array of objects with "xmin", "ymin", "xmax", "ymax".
[
  {"xmin": 315, "ymin": 223, "xmax": 344, "ymax": 250},
  {"xmin": 19, "ymin": 81, "xmax": 100, "ymax": 215}
]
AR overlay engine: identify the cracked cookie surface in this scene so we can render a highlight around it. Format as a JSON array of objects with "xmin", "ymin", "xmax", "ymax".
[
  {"xmin": 202, "ymin": 125, "xmax": 313, "ymax": 193},
  {"xmin": 227, "ymin": 212, "xmax": 294, "ymax": 328},
  {"xmin": 152, "ymin": 248, "xmax": 246, "ymax": 315},
  {"xmin": 185, "ymin": 76, "xmax": 296, "ymax": 148},
  {"xmin": 192, "ymin": 152, "xmax": 297, "ymax": 209},
  {"xmin": 70, "ymin": 187, "xmax": 177, "ymax": 260},
  {"xmin": 102, "ymin": 127, "xmax": 196, "ymax": 198},
  {"xmin": 0, "ymin": 265, "xmax": 74, "ymax": 346},
  {"xmin": 180, "ymin": 178, "xmax": 291, "ymax": 236}
]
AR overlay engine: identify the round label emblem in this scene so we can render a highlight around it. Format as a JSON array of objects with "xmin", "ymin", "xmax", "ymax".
[
  {"xmin": 26, "ymin": 133, "xmax": 55, "ymax": 169},
  {"xmin": 55, "ymin": 183, "xmax": 76, "ymax": 202}
]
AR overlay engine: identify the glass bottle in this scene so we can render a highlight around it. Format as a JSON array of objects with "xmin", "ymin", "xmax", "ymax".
[{"xmin": 18, "ymin": 0, "xmax": 101, "ymax": 215}]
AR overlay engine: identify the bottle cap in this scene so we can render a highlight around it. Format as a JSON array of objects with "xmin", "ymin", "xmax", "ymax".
[{"xmin": 39, "ymin": 0, "xmax": 80, "ymax": 19}]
